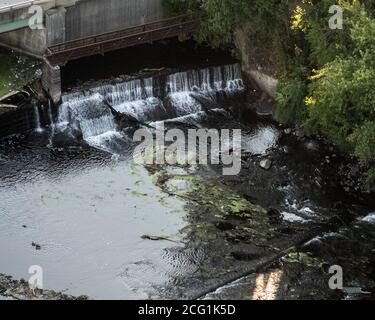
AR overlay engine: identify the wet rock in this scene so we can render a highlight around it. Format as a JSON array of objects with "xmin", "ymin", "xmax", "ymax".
[
  {"xmin": 278, "ymin": 226, "xmax": 297, "ymax": 235},
  {"xmin": 327, "ymin": 216, "xmax": 346, "ymax": 228},
  {"xmin": 281, "ymin": 146, "xmax": 289, "ymax": 153},
  {"xmin": 255, "ymin": 102, "xmax": 274, "ymax": 116},
  {"xmin": 31, "ymin": 242, "xmax": 41, "ymax": 250},
  {"xmin": 51, "ymin": 126, "xmax": 83, "ymax": 147},
  {"xmin": 0, "ymin": 284, "xmax": 6, "ymax": 294},
  {"xmin": 295, "ymin": 128, "xmax": 305, "ymax": 139},
  {"xmin": 260, "ymin": 159, "xmax": 272, "ymax": 170},
  {"xmin": 267, "ymin": 208, "xmax": 282, "ymax": 224},
  {"xmin": 215, "ymin": 221, "xmax": 235, "ymax": 231},
  {"xmin": 305, "ymin": 140, "xmax": 320, "ymax": 151},
  {"xmin": 231, "ymin": 250, "xmax": 262, "ymax": 261},
  {"xmin": 284, "ymin": 128, "xmax": 292, "ymax": 135}
]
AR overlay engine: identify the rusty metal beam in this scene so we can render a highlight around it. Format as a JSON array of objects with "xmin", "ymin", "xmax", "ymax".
[{"xmin": 45, "ymin": 15, "xmax": 198, "ymax": 65}]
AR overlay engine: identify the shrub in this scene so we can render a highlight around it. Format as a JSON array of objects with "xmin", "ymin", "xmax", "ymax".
[{"xmin": 275, "ymin": 78, "xmax": 308, "ymax": 124}]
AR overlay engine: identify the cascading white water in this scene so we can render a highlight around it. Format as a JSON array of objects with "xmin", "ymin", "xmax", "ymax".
[
  {"xmin": 109, "ymin": 78, "xmax": 166, "ymax": 122},
  {"xmin": 58, "ymin": 93, "xmax": 117, "ymax": 139},
  {"xmin": 34, "ymin": 105, "xmax": 43, "ymax": 133},
  {"xmin": 56, "ymin": 92, "xmax": 120, "ymax": 153},
  {"xmin": 48, "ymin": 100, "xmax": 54, "ymax": 127},
  {"xmin": 164, "ymin": 70, "xmax": 201, "ymax": 116},
  {"xmin": 165, "ymin": 63, "xmax": 245, "ymax": 116},
  {"xmin": 54, "ymin": 63, "xmax": 245, "ymax": 153},
  {"xmin": 47, "ymin": 100, "xmax": 55, "ymax": 146}
]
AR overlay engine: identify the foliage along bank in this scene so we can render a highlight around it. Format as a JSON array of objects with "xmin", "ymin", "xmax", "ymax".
[{"xmin": 163, "ymin": 0, "xmax": 375, "ymax": 183}]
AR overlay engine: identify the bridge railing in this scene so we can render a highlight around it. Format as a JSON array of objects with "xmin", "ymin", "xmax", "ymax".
[
  {"xmin": 47, "ymin": 15, "xmax": 193, "ymax": 53},
  {"xmin": 45, "ymin": 15, "xmax": 198, "ymax": 64}
]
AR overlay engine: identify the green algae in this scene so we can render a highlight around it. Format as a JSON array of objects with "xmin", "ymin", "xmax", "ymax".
[
  {"xmin": 0, "ymin": 50, "xmax": 40, "ymax": 97},
  {"xmin": 284, "ymin": 251, "xmax": 325, "ymax": 268},
  {"xmin": 186, "ymin": 180, "xmax": 267, "ymax": 219},
  {"xmin": 130, "ymin": 190, "xmax": 148, "ymax": 198},
  {"xmin": 146, "ymin": 164, "xmax": 275, "ymax": 248}
]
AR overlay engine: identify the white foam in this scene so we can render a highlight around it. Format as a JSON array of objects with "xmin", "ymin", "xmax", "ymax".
[
  {"xmin": 242, "ymin": 127, "xmax": 279, "ymax": 155},
  {"xmin": 168, "ymin": 92, "xmax": 203, "ymax": 116},
  {"xmin": 360, "ymin": 212, "xmax": 375, "ymax": 224},
  {"xmin": 281, "ymin": 212, "xmax": 308, "ymax": 223}
]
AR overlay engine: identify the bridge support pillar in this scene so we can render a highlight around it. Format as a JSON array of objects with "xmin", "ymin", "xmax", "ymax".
[
  {"xmin": 42, "ymin": 60, "xmax": 62, "ymax": 103},
  {"xmin": 46, "ymin": 7, "xmax": 66, "ymax": 46}
]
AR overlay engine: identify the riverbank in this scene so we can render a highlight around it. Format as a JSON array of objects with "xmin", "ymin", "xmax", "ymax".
[{"xmin": 0, "ymin": 273, "xmax": 89, "ymax": 300}]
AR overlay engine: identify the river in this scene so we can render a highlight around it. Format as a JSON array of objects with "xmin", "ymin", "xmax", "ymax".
[{"xmin": 0, "ymin": 42, "xmax": 374, "ymax": 300}]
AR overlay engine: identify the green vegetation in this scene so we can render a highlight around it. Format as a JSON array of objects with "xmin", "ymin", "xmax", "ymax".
[
  {"xmin": 165, "ymin": 0, "xmax": 290, "ymax": 48},
  {"xmin": 0, "ymin": 50, "xmax": 40, "ymax": 97},
  {"xmin": 149, "ymin": 166, "xmax": 275, "ymax": 248},
  {"xmin": 164, "ymin": 0, "xmax": 375, "ymax": 182}
]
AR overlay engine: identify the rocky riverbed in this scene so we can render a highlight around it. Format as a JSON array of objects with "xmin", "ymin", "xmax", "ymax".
[{"xmin": 0, "ymin": 42, "xmax": 374, "ymax": 300}]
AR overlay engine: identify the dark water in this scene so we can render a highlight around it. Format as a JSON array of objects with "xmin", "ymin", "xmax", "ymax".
[{"xmin": 0, "ymin": 47, "xmax": 374, "ymax": 299}]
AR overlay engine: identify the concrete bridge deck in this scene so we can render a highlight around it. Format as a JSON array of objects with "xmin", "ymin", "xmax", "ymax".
[{"xmin": 0, "ymin": 0, "xmax": 50, "ymax": 10}]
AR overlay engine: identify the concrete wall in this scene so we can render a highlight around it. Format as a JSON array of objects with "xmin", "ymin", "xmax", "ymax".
[
  {"xmin": 46, "ymin": 7, "xmax": 66, "ymax": 45},
  {"xmin": 0, "ymin": 0, "xmax": 169, "ymax": 52},
  {"xmin": 65, "ymin": 0, "xmax": 168, "ymax": 41},
  {"xmin": 41, "ymin": 60, "xmax": 61, "ymax": 103},
  {"xmin": 0, "ymin": 26, "xmax": 46, "ymax": 57},
  {"xmin": 234, "ymin": 28, "xmax": 279, "ymax": 99}
]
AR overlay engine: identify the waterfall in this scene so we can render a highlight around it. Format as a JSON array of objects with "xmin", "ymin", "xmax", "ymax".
[
  {"xmin": 165, "ymin": 63, "xmax": 245, "ymax": 116},
  {"xmin": 47, "ymin": 100, "xmax": 55, "ymax": 147},
  {"xmin": 54, "ymin": 63, "xmax": 245, "ymax": 153},
  {"xmin": 108, "ymin": 78, "xmax": 166, "ymax": 122},
  {"xmin": 58, "ymin": 93, "xmax": 117, "ymax": 140},
  {"xmin": 34, "ymin": 104, "xmax": 43, "ymax": 133},
  {"xmin": 48, "ymin": 100, "xmax": 54, "ymax": 127},
  {"xmin": 165, "ymin": 64, "xmax": 244, "ymax": 94}
]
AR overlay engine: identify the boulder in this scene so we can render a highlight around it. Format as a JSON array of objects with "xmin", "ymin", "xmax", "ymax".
[{"xmin": 260, "ymin": 158, "xmax": 272, "ymax": 170}]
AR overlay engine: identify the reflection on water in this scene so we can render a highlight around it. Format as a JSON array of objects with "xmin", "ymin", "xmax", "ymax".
[
  {"xmin": 1, "ymin": 62, "xmax": 374, "ymax": 300},
  {"xmin": 0, "ymin": 139, "xmax": 187, "ymax": 299}
]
